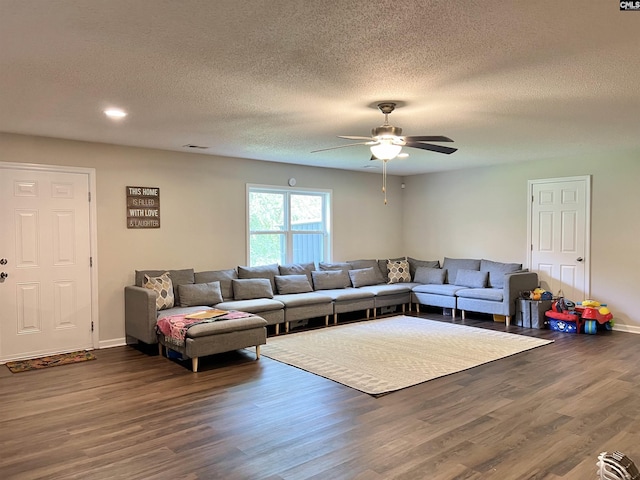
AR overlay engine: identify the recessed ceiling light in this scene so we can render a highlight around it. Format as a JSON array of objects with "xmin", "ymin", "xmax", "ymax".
[{"xmin": 104, "ymin": 108, "xmax": 127, "ymax": 119}]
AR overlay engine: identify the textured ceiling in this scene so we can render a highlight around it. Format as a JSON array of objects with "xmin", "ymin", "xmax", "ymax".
[{"xmin": 1, "ymin": 0, "xmax": 638, "ymax": 175}]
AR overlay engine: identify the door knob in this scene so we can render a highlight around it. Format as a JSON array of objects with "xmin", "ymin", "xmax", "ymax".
[
  {"xmin": 0, "ymin": 258, "xmax": 7, "ymax": 265},
  {"xmin": 0, "ymin": 272, "xmax": 8, "ymax": 279},
  {"xmin": 576, "ymin": 257, "xmax": 583, "ymax": 262}
]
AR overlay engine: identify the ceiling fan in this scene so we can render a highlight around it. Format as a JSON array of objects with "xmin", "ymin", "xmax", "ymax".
[{"xmin": 312, "ymin": 102, "xmax": 457, "ymax": 161}]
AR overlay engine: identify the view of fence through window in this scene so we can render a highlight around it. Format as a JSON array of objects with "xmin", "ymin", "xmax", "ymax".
[{"xmin": 248, "ymin": 187, "xmax": 330, "ymax": 266}]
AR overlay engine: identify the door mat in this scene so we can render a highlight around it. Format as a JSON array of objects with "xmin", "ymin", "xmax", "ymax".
[{"xmin": 5, "ymin": 350, "xmax": 96, "ymax": 373}]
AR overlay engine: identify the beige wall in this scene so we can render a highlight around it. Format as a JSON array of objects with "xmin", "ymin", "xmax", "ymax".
[
  {"xmin": 3, "ymin": 132, "xmax": 638, "ymax": 340},
  {"xmin": 1, "ymin": 133, "xmax": 404, "ymax": 343},
  {"xmin": 403, "ymin": 151, "xmax": 640, "ymax": 331}
]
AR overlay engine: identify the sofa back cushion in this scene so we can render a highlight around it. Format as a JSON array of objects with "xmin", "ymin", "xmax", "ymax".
[
  {"xmin": 414, "ymin": 266, "xmax": 446, "ymax": 285},
  {"xmin": 454, "ymin": 269, "xmax": 489, "ymax": 288},
  {"xmin": 348, "ymin": 267, "xmax": 382, "ymax": 288},
  {"xmin": 178, "ymin": 281, "xmax": 223, "ymax": 307},
  {"xmin": 232, "ymin": 278, "xmax": 274, "ymax": 300},
  {"xmin": 480, "ymin": 259, "xmax": 523, "ymax": 288},
  {"xmin": 406, "ymin": 257, "xmax": 440, "ymax": 280},
  {"xmin": 136, "ymin": 268, "xmax": 194, "ymax": 306},
  {"xmin": 195, "ymin": 269, "xmax": 238, "ymax": 301},
  {"xmin": 279, "ymin": 262, "xmax": 315, "ymax": 284},
  {"xmin": 442, "ymin": 258, "xmax": 481, "ymax": 284},
  {"xmin": 318, "ymin": 261, "xmax": 351, "ymax": 272},
  {"xmin": 275, "ymin": 274, "xmax": 313, "ymax": 294},
  {"xmin": 238, "ymin": 264, "xmax": 280, "ymax": 290},
  {"xmin": 347, "ymin": 259, "xmax": 386, "ymax": 284},
  {"xmin": 311, "ymin": 270, "xmax": 351, "ymax": 290}
]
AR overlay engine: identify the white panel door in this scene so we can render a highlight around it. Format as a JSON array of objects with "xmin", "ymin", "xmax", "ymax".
[
  {"xmin": 529, "ymin": 176, "xmax": 590, "ymax": 301},
  {"xmin": 0, "ymin": 167, "xmax": 93, "ymax": 361}
]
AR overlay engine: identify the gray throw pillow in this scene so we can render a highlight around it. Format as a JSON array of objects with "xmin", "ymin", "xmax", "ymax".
[
  {"xmin": 454, "ymin": 269, "xmax": 488, "ymax": 288},
  {"xmin": 311, "ymin": 270, "xmax": 351, "ymax": 290},
  {"xmin": 442, "ymin": 257, "xmax": 481, "ymax": 285},
  {"xmin": 232, "ymin": 278, "xmax": 274, "ymax": 300},
  {"xmin": 237, "ymin": 264, "xmax": 280, "ymax": 290},
  {"xmin": 348, "ymin": 267, "xmax": 382, "ymax": 288},
  {"xmin": 275, "ymin": 274, "xmax": 313, "ymax": 294},
  {"xmin": 406, "ymin": 258, "xmax": 440, "ymax": 280},
  {"xmin": 414, "ymin": 266, "xmax": 446, "ymax": 285},
  {"xmin": 347, "ymin": 259, "xmax": 386, "ymax": 284},
  {"xmin": 480, "ymin": 259, "xmax": 523, "ymax": 288},
  {"xmin": 178, "ymin": 281, "xmax": 223, "ymax": 307},
  {"xmin": 194, "ymin": 269, "xmax": 237, "ymax": 300}
]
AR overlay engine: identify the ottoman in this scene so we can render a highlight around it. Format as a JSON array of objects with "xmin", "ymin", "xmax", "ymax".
[{"xmin": 158, "ymin": 314, "xmax": 267, "ymax": 372}]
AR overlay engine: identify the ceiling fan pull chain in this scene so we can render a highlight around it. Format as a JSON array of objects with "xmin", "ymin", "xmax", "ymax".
[{"xmin": 383, "ymin": 159, "xmax": 388, "ymax": 205}]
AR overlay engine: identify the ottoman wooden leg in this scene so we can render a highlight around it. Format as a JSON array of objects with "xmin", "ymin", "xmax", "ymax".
[
  {"xmin": 158, "ymin": 343, "xmax": 164, "ymax": 356},
  {"xmin": 256, "ymin": 345, "xmax": 261, "ymax": 359},
  {"xmin": 191, "ymin": 357, "xmax": 199, "ymax": 373}
]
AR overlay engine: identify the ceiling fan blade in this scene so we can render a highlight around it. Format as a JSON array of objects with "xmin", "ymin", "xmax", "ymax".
[
  {"xmin": 311, "ymin": 142, "xmax": 372, "ymax": 153},
  {"xmin": 338, "ymin": 135, "xmax": 374, "ymax": 141},
  {"xmin": 405, "ymin": 141, "xmax": 458, "ymax": 155},
  {"xmin": 402, "ymin": 135, "xmax": 454, "ymax": 142}
]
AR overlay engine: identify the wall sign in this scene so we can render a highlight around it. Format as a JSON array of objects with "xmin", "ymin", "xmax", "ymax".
[{"xmin": 126, "ymin": 186, "xmax": 160, "ymax": 228}]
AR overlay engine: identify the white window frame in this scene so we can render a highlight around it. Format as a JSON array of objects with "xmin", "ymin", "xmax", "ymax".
[{"xmin": 246, "ymin": 184, "xmax": 332, "ymax": 266}]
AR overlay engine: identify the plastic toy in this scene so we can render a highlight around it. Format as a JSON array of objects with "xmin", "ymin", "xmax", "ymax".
[{"xmin": 545, "ymin": 297, "xmax": 614, "ymax": 334}]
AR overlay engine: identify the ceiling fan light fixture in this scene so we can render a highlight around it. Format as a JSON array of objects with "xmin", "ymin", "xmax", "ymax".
[{"xmin": 370, "ymin": 139, "xmax": 402, "ymax": 160}]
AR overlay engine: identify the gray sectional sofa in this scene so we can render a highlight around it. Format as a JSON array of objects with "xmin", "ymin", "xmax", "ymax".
[
  {"xmin": 411, "ymin": 257, "xmax": 538, "ymax": 326},
  {"xmin": 125, "ymin": 256, "xmax": 538, "ymax": 352}
]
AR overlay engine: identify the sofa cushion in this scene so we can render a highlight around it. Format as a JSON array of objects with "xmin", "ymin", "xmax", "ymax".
[
  {"xmin": 480, "ymin": 259, "xmax": 523, "ymax": 288},
  {"xmin": 143, "ymin": 272, "xmax": 175, "ymax": 310},
  {"xmin": 378, "ymin": 256, "xmax": 406, "ymax": 282},
  {"xmin": 237, "ymin": 263, "xmax": 280, "ymax": 290},
  {"xmin": 274, "ymin": 292, "xmax": 333, "ymax": 308},
  {"xmin": 412, "ymin": 284, "xmax": 468, "ymax": 296},
  {"xmin": 215, "ymin": 298, "xmax": 284, "ymax": 313},
  {"xmin": 318, "ymin": 261, "xmax": 351, "ymax": 272},
  {"xmin": 312, "ymin": 270, "xmax": 351, "ymax": 290},
  {"xmin": 455, "ymin": 269, "xmax": 489, "ymax": 288},
  {"xmin": 348, "ymin": 267, "xmax": 382, "ymax": 288},
  {"xmin": 178, "ymin": 281, "xmax": 223, "ymax": 307},
  {"xmin": 274, "ymin": 274, "xmax": 313, "ymax": 294},
  {"xmin": 456, "ymin": 288, "xmax": 504, "ymax": 302},
  {"xmin": 442, "ymin": 258, "xmax": 481, "ymax": 284},
  {"xmin": 407, "ymin": 257, "xmax": 440, "ymax": 280},
  {"xmin": 279, "ymin": 262, "xmax": 315, "ymax": 283},
  {"xmin": 414, "ymin": 266, "xmax": 446, "ymax": 285},
  {"xmin": 194, "ymin": 269, "xmax": 237, "ymax": 301},
  {"xmin": 136, "ymin": 268, "xmax": 194, "ymax": 306},
  {"xmin": 387, "ymin": 259, "xmax": 411, "ymax": 284},
  {"xmin": 359, "ymin": 283, "xmax": 413, "ymax": 296},
  {"xmin": 232, "ymin": 278, "xmax": 274, "ymax": 300}
]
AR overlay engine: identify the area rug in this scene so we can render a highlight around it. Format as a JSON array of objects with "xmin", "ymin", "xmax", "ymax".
[
  {"xmin": 260, "ymin": 316, "xmax": 552, "ymax": 395},
  {"xmin": 5, "ymin": 350, "xmax": 96, "ymax": 373}
]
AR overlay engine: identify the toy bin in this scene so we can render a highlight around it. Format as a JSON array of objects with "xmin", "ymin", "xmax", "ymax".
[{"xmin": 516, "ymin": 299, "xmax": 553, "ymax": 329}]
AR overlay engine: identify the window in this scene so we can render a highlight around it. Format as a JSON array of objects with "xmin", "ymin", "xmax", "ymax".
[{"xmin": 247, "ymin": 185, "xmax": 331, "ymax": 266}]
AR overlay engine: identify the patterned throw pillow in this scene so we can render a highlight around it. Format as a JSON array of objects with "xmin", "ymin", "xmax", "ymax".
[
  {"xmin": 387, "ymin": 260, "xmax": 411, "ymax": 284},
  {"xmin": 144, "ymin": 272, "xmax": 175, "ymax": 310}
]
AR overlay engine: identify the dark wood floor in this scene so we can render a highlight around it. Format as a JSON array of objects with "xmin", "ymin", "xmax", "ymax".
[{"xmin": 2, "ymin": 311, "xmax": 640, "ymax": 480}]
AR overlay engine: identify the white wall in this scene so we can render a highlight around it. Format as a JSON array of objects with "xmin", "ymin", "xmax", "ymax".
[
  {"xmin": 403, "ymin": 150, "xmax": 640, "ymax": 332},
  {"xmin": 1, "ymin": 133, "xmax": 404, "ymax": 344}
]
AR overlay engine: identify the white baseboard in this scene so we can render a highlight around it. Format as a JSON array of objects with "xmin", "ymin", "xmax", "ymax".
[
  {"xmin": 99, "ymin": 338, "xmax": 127, "ymax": 349},
  {"xmin": 612, "ymin": 324, "xmax": 640, "ymax": 334}
]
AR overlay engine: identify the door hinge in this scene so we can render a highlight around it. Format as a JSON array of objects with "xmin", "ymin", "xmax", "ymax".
[
  {"xmin": 88, "ymin": 191, "xmax": 91, "ymax": 202},
  {"xmin": 90, "ymin": 257, "xmax": 93, "ymax": 267},
  {"xmin": 91, "ymin": 321, "xmax": 94, "ymax": 332}
]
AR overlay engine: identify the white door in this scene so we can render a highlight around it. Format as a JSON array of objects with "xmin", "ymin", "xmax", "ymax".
[
  {"xmin": 528, "ymin": 176, "xmax": 591, "ymax": 301},
  {"xmin": 0, "ymin": 166, "xmax": 94, "ymax": 362}
]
